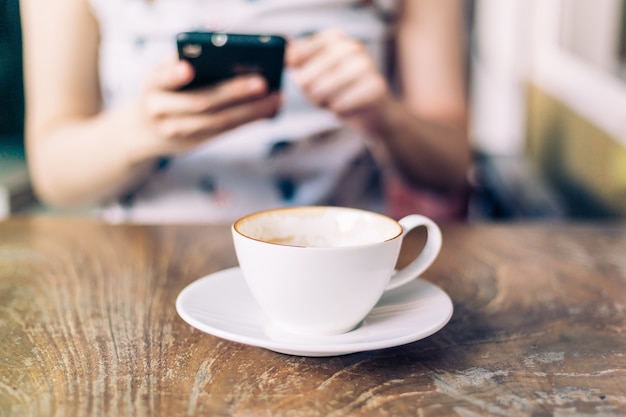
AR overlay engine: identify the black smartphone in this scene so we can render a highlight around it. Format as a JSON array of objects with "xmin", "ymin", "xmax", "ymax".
[{"xmin": 176, "ymin": 31, "xmax": 286, "ymax": 91}]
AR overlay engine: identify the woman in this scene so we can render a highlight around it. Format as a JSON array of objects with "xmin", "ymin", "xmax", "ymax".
[{"xmin": 20, "ymin": 0, "xmax": 470, "ymax": 223}]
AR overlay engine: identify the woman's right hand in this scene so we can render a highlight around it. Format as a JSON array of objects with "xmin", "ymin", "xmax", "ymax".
[{"xmin": 132, "ymin": 56, "xmax": 282, "ymax": 159}]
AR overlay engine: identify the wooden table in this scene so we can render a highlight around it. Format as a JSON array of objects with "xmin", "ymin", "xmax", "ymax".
[{"xmin": 1, "ymin": 217, "xmax": 625, "ymax": 416}]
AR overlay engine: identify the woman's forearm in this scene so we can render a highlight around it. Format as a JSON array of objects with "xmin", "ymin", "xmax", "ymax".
[
  {"xmin": 366, "ymin": 96, "xmax": 471, "ymax": 193},
  {"xmin": 27, "ymin": 102, "xmax": 158, "ymax": 208}
]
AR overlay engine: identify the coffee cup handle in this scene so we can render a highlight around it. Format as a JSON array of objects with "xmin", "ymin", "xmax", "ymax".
[{"xmin": 385, "ymin": 214, "xmax": 442, "ymax": 291}]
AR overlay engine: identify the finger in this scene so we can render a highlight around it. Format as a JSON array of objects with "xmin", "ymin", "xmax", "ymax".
[
  {"xmin": 293, "ymin": 40, "xmax": 362, "ymax": 88},
  {"xmin": 144, "ymin": 75, "xmax": 269, "ymax": 119},
  {"xmin": 145, "ymin": 56, "xmax": 195, "ymax": 92},
  {"xmin": 153, "ymin": 93, "xmax": 281, "ymax": 142},
  {"xmin": 306, "ymin": 56, "xmax": 372, "ymax": 106},
  {"xmin": 285, "ymin": 36, "xmax": 319, "ymax": 67},
  {"xmin": 328, "ymin": 75, "xmax": 387, "ymax": 115},
  {"xmin": 194, "ymin": 75, "xmax": 269, "ymax": 111},
  {"xmin": 286, "ymin": 29, "xmax": 346, "ymax": 67}
]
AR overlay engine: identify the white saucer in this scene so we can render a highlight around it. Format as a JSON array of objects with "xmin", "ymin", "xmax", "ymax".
[{"xmin": 176, "ymin": 267, "xmax": 453, "ymax": 357}]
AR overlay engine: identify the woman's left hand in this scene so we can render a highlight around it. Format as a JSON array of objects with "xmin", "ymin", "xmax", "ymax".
[{"xmin": 286, "ymin": 29, "xmax": 391, "ymax": 131}]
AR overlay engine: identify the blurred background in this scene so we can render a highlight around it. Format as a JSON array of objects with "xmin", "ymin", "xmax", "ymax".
[
  {"xmin": 469, "ymin": 0, "xmax": 626, "ymax": 221},
  {"xmin": 0, "ymin": 0, "xmax": 28, "ymax": 217},
  {"xmin": 1, "ymin": 0, "xmax": 625, "ymax": 221}
]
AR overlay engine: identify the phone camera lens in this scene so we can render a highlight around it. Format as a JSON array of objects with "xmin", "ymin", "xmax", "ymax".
[
  {"xmin": 211, "ymin": 33, "xmax": 228, "ymax": 47},
  {"xmin": 182, "ymin": 44, "xmax": 202, "ymax": 58},
  {"xmin": 258, "ymin": 35, "xmax": 271, "ymax": 44}
]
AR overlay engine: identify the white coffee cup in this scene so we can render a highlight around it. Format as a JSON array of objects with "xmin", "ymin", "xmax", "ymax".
[{"xmin": 232, "ymin": 206, "xmax": 442, "ymax": 337}]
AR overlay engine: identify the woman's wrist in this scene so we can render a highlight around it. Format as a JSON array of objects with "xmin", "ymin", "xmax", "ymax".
[{"xmin": 110, "ymin": 101, "xmax": 166, "ymax": 168}]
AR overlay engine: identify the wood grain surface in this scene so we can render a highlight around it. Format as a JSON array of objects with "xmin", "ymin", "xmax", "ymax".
[{"xmin": 1, "ymin": 217, "xmax": 625, "ymax": 416}]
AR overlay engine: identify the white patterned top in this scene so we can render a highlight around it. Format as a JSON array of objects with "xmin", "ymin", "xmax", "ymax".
[{"xmin": 89, "ymin": 0, "xmax": 397, "ymax": 223}]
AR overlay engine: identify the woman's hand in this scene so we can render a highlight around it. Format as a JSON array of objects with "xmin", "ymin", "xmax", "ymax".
[
  {"xmin": 286, "ymin": 23, "xmax": 469, "ymax": 193},
  {"xmin": 286, "ymin": 29, "xmax": 391, "ymax": 132},
  {"xmin": 133, "ymin": 56, "xmax": 282, "ymax": 159}
]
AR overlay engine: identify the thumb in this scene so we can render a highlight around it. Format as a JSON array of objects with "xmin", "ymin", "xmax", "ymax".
[{"xmin": 145, "ymin": 55, "xmax": 195, "ymax": 92}]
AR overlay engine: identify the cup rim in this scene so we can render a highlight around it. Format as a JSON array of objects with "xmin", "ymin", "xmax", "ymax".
[{"xmin": 232, "ymin": 206, "xmax": 403, "ymax": 248}]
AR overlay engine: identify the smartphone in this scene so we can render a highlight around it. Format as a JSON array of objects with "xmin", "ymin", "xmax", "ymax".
[{"xmin": 176, "ymin": 31, "xmax": 286, "ymax": 91}]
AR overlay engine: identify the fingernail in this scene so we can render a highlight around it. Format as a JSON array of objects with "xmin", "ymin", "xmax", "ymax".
[
  {"xmin": 174, "ymin": 62, "xmax": 188, "ymax": 79},
  {"xmin": 247, "ymin": 77, "xmax": 265, "ymax": 92}
]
